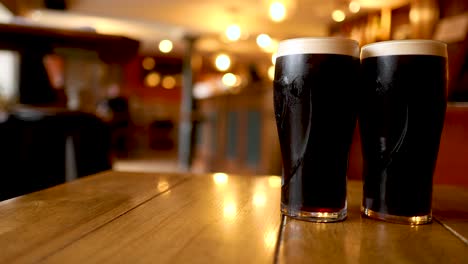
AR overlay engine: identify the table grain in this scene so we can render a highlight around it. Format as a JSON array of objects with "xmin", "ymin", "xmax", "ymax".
[
  {"xmin": 432, "ymin": 184, "xmax": 468, "ymax": 243},
  {"xmin": 0, "ymin": 171, "xmax": 186, "ymax": 263},
  {"xmin": 0, "ymin": 171, "xmax": 466, "ymax": 264}
]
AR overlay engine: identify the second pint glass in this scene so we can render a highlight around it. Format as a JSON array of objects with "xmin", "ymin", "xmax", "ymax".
[{"xmin": 359, "ymin": 40, "xmax": 448, "ymax": 225}]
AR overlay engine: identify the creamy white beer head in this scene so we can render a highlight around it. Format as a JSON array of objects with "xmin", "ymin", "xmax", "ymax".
[
  {"xmin": 276, "ymin": 37, "xmax": 360, "ymax": 58},
  {"xmin": 361, "ymin": 40, "xmax": 448, "ymax": 59}
]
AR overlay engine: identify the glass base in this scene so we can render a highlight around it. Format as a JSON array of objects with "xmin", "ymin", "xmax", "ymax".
[
  {"xmin": 281, "ymin": 204, "xmax": 347, "ymax": 223},
  {"xmin": 361, "ymin": 206, "xmax": 432, "ymax": 225}
]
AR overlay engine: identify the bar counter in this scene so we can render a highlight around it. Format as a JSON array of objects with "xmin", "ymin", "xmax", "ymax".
[{"xmin": 0, "ymin": 171, "xmax": 466, "ymax": 263}]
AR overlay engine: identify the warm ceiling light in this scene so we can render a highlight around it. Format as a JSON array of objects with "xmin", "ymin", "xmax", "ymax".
[
  {"xmin": 272, "ymin": 53, "xmax": 277, "ymax": 65},
  {"xmin": 162, "ymin": 76, "xmax": 176, "ymax": 89},
  {"xmin": 256, "ymin": 34, "xmax": 272, "ymax": 49},
  {"xmin": 145, "ymin": 72, "xmax": 160, "ymax": 87},
  {"xmin": 226, "ymin": 24, "xmax": 241, "ymax": 41},
  {"xmin": 142, "ymin": 57, "xmax": 155, "ymax": 70},
  {"xmin": 215, "ymin": 54, "xmax": 231, "ymax": 71},
  {"xmin": 222, "ymin": 73, "xmax": 238, "ymax": 87},
  {"xmin": 349, "ymin": 1, "xmax": 361, "ymax": 13},
  {"xmin": 332, "ymin": 10, "xmax": 346, "ymax": 22},
  {"xmin": 268, "ymin": 65, "xmax": 275, "ymax": 81},
  {"xmin": 159, "ymin": 39, "xmax": 173, "ymax": 53},
  {"xmin": 269, "ymin": 2, "xmax": 286, "ymax": 22}
]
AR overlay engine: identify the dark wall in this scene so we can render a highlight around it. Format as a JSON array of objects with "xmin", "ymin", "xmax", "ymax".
[{"xmin": 439, "ymin": 0, "xmax": 468, "ymax": 18}]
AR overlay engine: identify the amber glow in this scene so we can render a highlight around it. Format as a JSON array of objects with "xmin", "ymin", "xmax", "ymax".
[
  {"xmin": 226, "ymin": 24, "xmax": 241, "ymax": 41},
  {"xmin": 213, "ymin": 172, "xmax": 229, "ymax": 185},
  {"xmin": 256, "ymin": 34, "xmax": 272, "ymax": 49},
  {"xmin": 162, "ymin": 76, "xmax": 176, "ymax": 89},
  {"xmin": 269, "ymin": 2, "xmax": 286, "ymax": 22},
  {"xmin": 349, "ymin": 1, "xmax": 361, "ymax": 13},
  {"xmin": 145, "ymin": 72, "xmax": 161, "ymax": 87},
  {"xmin": 264, "ymin": 230, "xmax": 277, "ymax": 249},
  {"xmin": 142, "ymin": 57, "xmax": 155, "ymax": 70},
  {"xmin": 159, "ymin": 39, "xmax": 173, "ymax": 53},
  {"xmin": 157, "ymin": 180, "xmax": 170, "ymax": 193},
  {"xmin": 268, "ymin": 176, "xmax": 281, "ymax": 188},
  {"xmin": 215, "ymin": 54, "xmax": 231, "ymax": 71},
  {"xmin": 223, "ymin": 201, "xmax": 237, "ymax": 218},
  {"xmin": 222, "ymin": 73, "xmax": 238, "ymax": 87},
  {"xmin": 268, "ymin": 66, "xmax": 275, "ymax": 81},
  {"xmin": 253, "ymin": 193, "xmax": 267, "ymax": 207},
  {"xmin": 264, "ymin": 39, "xmax": 279, "ymax": 53},
  {"xmin": 332, "ymin": 10, "xmax": 346, "ymax": 22}
]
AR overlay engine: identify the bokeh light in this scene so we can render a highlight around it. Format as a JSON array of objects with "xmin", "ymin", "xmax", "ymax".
[
  {"xmin": 349, "ymin": 1, "xmax": 361, "ymax": 13},
  {"xmin": 222, "ymin": 73, "xmax": 237, "ymax": 87},
  {"xmin": 332, "ymin": 10, "xmax": 346, "ymax": 22},
  {"xmin": 162, "ymin": 75, "xmax": 176, "ymax": 89},
  {"xmin": 145, "ymin": 72, "xmax": 161, "ymax": 87},
  {"xmin": 256, "ymin": 34, "xmax": 272, "ymax": 49},
  {"xmin": 142, "ymin": 57, "xmax": 155, "ymax": 70},
  {"xmin": 215, "ymin": 54, "xmax": 231, "ymax": 71},
  {"xmin": 159, "ymin": 39, "xmax": 173, "ymax": 53},
  {"xmin": 226, "ymin": 24, "xmax": 241, "ymax": 41},
  {"xmin": 269, "ymin": 2, "xmax": 286, "ymax": 22}
]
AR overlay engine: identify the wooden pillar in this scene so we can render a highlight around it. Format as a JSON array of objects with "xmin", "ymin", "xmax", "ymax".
[
  {"xmin": 380, "ymin": 8, "xmax": 392, "ymax": 40},
  {"xmin": 178, "ymin": 36, "xmax": 197, "ymax": 171}
]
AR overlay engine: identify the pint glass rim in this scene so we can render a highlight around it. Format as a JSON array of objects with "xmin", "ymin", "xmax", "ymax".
[
  {"xmin": 276, "ymin": 37, "xmax": 360, "ymax": 58},
  {"xmin": 361, "ymin": 39, "xmax": 447, "ymax": 59}
]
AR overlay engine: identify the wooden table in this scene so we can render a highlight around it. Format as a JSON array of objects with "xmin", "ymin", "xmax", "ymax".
[{"xmin": 0, "ymin": 171, "xmax": 466, "ymax": 263}]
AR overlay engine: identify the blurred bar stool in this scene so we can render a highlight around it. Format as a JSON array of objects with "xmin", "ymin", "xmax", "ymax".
[
  {"xmin": 62, "ymin": 111, "xmax": 112, "ymax": 178},
  {"xmin": 0, "ymin": 106, "xmax": 112, "ymax": 201}
]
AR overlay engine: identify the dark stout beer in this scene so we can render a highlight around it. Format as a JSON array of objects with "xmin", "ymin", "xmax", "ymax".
[
  {"xmin": 274, "ymin": 38, "xmax": 359, "ymax": 222},
  {"xmin": 359, "ymin": 40, "xmax": 448, "ymax": 224}
]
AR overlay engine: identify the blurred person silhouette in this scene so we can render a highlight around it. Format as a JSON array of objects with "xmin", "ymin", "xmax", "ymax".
[{"xmin": 97, "ymin": 84, "xmax": 131, "ymax": 158}]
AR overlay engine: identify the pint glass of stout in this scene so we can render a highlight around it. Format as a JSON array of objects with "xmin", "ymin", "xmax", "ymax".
[
  {"xmin": 360, "ymin": 40, "xmax": 448, "ymax": 225},
  {"xmin": 274, "ymin": 38, "xmax": 360, "ymax": 222}
]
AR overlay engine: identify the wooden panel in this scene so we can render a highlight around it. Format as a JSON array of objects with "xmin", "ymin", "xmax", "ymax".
[
  {"xmin": 434, "ymin": 105, "xmax": 468, "ymax": 187},
  {"xmin": 0, "ymin": 171, "xmax": 186, "ymax": 263},
  {"xmin": 278, "ymin": 181, "xmax": 468, "ymax": 264},
  {"xmin": 42, "ymin": 174, "xmax": 282, "ymax": 264}
]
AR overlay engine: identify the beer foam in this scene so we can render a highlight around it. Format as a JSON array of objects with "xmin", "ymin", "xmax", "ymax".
[
  {"xmin": 361, "ymin": 40, "xmax": 447, "ymax": 59},
  {"xmin": 276, "ymin": 38, "xmax": 360, "ymax": 58}
]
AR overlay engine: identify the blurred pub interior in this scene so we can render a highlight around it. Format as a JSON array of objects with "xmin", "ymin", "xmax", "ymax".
[{"xmin": 0, "ymin": 0, "xmax": 467, "ymax": 200}]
